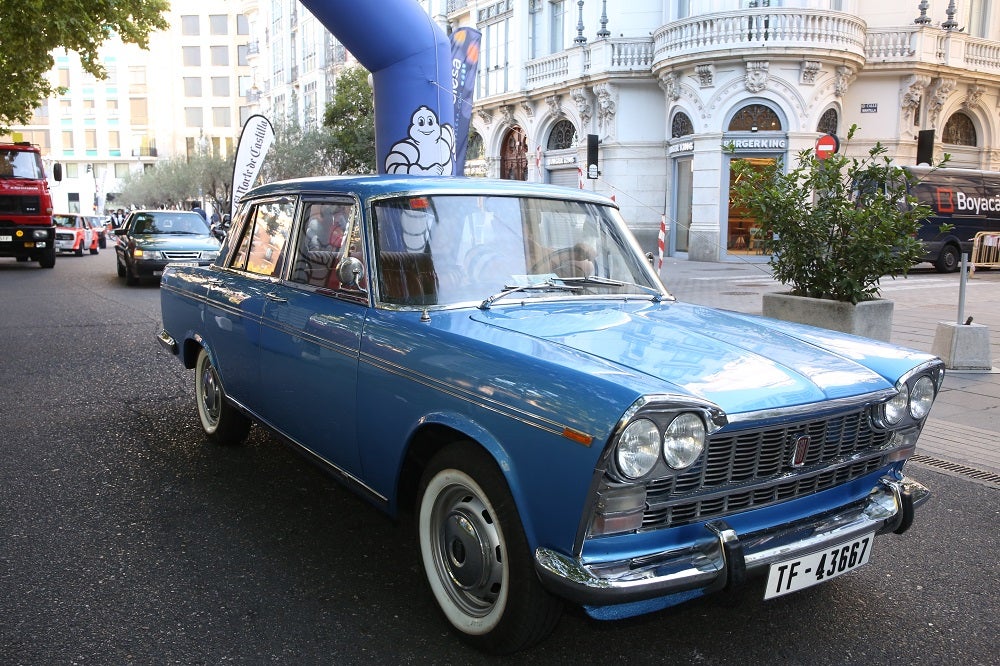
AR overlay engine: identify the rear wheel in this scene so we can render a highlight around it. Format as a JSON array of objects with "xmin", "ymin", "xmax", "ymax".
[
  {"xmin": 195, "ymin": 348, "xmax": 251, "ymax": 445},
  {"xmin": 417, "ymin": 442, "xmax": 562, "ymax": 654}
]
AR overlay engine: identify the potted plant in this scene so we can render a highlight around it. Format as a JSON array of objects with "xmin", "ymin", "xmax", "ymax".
[{"xmin": 728, "ymin": 125, "xmax": 937, "ymax": 342}]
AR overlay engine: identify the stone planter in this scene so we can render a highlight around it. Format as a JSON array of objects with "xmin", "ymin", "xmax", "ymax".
[{"xmin": 762, "ymin": 292, "xmax": 894, "ymax": 342}]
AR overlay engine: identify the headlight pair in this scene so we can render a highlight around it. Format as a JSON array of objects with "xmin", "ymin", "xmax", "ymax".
[
  {"xmin": 882, "ymin": 375, "xmax": 936, "ymax": 425},
  {"xmin": 616, "ymin": 413, "xmax": 706, "ymax": 480}
]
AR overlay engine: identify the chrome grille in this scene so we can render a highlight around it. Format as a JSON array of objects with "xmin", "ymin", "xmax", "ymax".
[
  {"xmin": 162, "ymin": 250, "xmax": 201, "ymax": 260},
  {"xmin": 56, "ymin": 231, "xmax": 75, "ymax": 240},
  {"xmin": 642, "ymin": 408, "xmax": 892, "ymax": 529}
]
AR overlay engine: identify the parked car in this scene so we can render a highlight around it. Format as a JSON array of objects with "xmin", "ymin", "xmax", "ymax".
[
  {"xmin": 87, "ymin": 215, "xmax": 111, "ymax": 249},
  {"xmin": 114, "ymin": 209, "xmax": 221, "ymax": 286},
  {"xmin": 158, "ymin": 176, "xmax": 943, "ymax": 654},
  {"xmin": 52, "ymin": 213, "xmax": 99, "ymax": 256}
]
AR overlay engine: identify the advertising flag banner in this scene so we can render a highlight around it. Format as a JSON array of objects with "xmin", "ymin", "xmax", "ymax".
[
  {"xmin": 230, "ymin": 114, "xmax": 275, "ymax": 217},
  {"xmin": 450, "ymin": 27, "xmax": 482, "ymax": 173}
]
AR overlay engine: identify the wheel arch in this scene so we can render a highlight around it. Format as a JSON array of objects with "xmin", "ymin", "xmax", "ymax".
[{"xmin": 395, "ymin": 413, "xmax": 539, "ymax": 545}]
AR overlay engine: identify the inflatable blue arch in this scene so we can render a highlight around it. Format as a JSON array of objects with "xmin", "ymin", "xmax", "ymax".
[{"xmin": 299, "ymin": 0, "xmax": 472, "ymax": 176}]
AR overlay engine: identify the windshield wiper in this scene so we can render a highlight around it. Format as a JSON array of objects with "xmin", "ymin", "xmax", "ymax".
[
  {"xmin": 479, "ymin": 280, "xmax": 581, "ymax": 310},
  {"xmin": 553, "ymin": 275, "xmax": 665, "ymax": 302}
]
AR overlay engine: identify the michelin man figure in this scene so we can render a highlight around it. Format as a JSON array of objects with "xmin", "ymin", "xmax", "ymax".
[{"xmin": 385, "ymin": 106, "xmax": 455, "ymax": 175}]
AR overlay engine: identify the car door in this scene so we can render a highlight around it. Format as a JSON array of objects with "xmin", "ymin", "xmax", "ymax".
[
  {"xmin": 256, "ymin": 197, "xmax": 367, "ymax": 477},
  {"xmin": 197, "ymin": 204, "xmax": 281, "ymax": 406}
]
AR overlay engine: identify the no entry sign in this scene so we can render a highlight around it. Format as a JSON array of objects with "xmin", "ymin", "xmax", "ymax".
[{"xmin": 815, "ymin": 133, "xmax": 840, "ymax": 159}]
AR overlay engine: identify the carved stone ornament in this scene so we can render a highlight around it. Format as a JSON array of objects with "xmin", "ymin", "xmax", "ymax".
[
  {"xmin": 834, "ymin": 66, "xmax": 856, "ymax": 97},
  {"xmin": 901, "ymin": 75, "xmax": 931, "ymax": 123},
  {"xmin": 500, "ymin": 104, "xmax": 515, "ymax": 125},
  {"xmin": 963, "ymin": 85, "xmax": 985, "ymax": 110},
  {"xmin": 658, "ymin": 72, "xmax": 680, "ymax": 102},
  {"xmin": 744, "ymin": 61, "xmax": 769, "ymax": 93},
  {"xmin": 928, "ymin": 78, "xmax": 957, "ymax": 127},
  {"xmin": 520, "ymin": 99, "xmax": 535, "ymax": 118},
  {"xmin": 800, "ymin": 61, "xmax": 821, "ymax": 85},
  {"xmin": 696, "ymin": 64, "xmax": 714, "ymax": 88},
  {"xmin": 546, "ymin": 94, "xmax": 563, "ymax": 117},
  {"xmin": 477, "ymin": 108, "xmax": 494, "ymax": 126},
  {"xmin": 593, "ymin": 82, "xmax": 618, "ymax": 136},
  {"xmin": 571, "ymin": 87, "xmax": 592, "ymax": 127}
]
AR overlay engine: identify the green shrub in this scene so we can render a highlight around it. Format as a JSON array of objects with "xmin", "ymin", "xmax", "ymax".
[{"xmin": 729, "ymin": 125, "xmax": 937, "ymax": 304}]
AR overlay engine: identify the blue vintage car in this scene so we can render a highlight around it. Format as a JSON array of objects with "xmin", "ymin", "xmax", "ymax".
[{"xmin": 158, "ymin": 175, "xmax": 943, "ymax": 653}]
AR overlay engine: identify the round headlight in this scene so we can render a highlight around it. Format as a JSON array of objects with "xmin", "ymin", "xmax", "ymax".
[
  {"xmin": 884, "ymin": 385, "xmax": 909, "ymax": 425},
  {"xmin": 616, "ymin": 418, "xmax": 661, "ymax": 479},
  {"xmin": 663, "ymin": 413, "xmax": 705, "ymax": 469},
  {"xmin": 909, "ymin": 376, "xmax": 935, "ymax": 420}
]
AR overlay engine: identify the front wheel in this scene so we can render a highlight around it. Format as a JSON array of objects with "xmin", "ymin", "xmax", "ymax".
[
  {"xmin": 935, "ymin": 244, "xmax": 960, "ymax": 273},
  {"xmin": 38, "ymin": 247, "xmax": 56, "ymax": 269},
  {"xmin": 195, "ymin": 348, "xmax": 251, "ymax": 445},
  {"xmin": 417, "ymin": 443, "xmax": 562, "ymax": 654}
]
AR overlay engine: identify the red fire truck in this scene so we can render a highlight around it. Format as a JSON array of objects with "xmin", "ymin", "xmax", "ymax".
[{"xmin": 0, "ymin": 142, "xmax": 62, "ymax": 268}]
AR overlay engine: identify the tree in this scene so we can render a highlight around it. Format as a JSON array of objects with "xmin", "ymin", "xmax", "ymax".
[
  {"xmin": 323, "ymin": 65, "xmax": 376, "ymax": 174},
  {"xmin": 117, "ymin": 151, "xmax": 232, "ymax": 211},
  {"xmin": 257, "ymin": 117, "xmax": 338, "ymax": 183},
  {"xmin": 0, "ymin": 0, "xmax": 170, "ymax": 131}
]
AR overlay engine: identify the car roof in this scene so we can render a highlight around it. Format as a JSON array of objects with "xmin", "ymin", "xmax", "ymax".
[{"xmin": 241, "ymin": 175, "xmax": 617, "ymax": 207}]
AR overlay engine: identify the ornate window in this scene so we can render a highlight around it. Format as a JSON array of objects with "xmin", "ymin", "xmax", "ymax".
[
  {"xmin": 817, "ymin": 108, "xmax": 838, "ymax": 135},
  {"xmin": 671, "ymin": 112, "xmax": 694, "ymax": 138},
  {"xmin": 547, "ymin": 120, "xmax": 577, "ymax": 150},
  {"xmin": 942, "ymin": 112, "xmax": 977, "ymax": 146},
  {"xmin": 728, "ymin": 104, "xmax": 782, "ymax": 132}
]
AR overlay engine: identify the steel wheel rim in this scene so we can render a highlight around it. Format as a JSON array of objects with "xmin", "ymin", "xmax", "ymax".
[
  {"xmin": 199, "ymin": 360, "xmax": 222, "ymax": 429},
  {"xmin": 429, "ymin": 483, "xmax": 505, "ymax": 617}
]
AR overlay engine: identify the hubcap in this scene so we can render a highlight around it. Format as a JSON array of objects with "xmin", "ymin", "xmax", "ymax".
[
  {"xmin": 200, "ymin": 365, "xmax": 221, "ymax": 426},
  {"xmin": 434, "ymin": 487, "xmax": 504, "ymax": 615}
]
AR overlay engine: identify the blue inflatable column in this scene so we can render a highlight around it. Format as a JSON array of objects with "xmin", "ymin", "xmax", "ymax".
[{"xmin": 298, "ymin": 0, "xmax": 456, "ymax": 175}]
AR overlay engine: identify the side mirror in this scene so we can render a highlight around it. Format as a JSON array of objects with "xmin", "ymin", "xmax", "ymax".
[{"xmin": 337, "ymin": 257, "xmax": 366, "ymax": 290}]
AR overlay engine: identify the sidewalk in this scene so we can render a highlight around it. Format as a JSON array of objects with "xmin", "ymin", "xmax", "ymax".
[{"xmin": 658, "ymin": 257, "xmax": 1000, "ymax": 484}]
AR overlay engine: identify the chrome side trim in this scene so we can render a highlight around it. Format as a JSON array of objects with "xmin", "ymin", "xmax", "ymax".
[{"xmin": 534, "ymin": 475, "xmax": 928, "ymax": 606}]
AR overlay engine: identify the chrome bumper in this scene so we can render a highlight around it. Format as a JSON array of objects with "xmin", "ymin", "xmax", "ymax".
[
  {"xmin": 156, "ymin": 329, "xmax": 179, "ymax": 355},
  {"xmin": 534, "ymin": 475, "xmax": 929, "ymax": 606}
]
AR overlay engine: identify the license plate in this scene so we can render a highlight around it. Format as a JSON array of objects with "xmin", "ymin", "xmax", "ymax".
[
  {"xmin": 0, "ymin": 235, "xmax": 11, "ymax": 242},
  {"xmin": 764, "ymin": 532, "xmax": 874, "ymax": 599}
]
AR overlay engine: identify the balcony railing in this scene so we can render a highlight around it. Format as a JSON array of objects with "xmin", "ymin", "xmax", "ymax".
[
  {"xmin": 524, "ymin": 37, "xmax": 653, "ymax": 89},
  {"xmin": 131, "ymin": 147, "xmax": 157, "ymax": 158},
  {"xmin": 866, "ymin": 26, "xmax": 1000, "ymax": 76},
  {"xmin": 653, "ymin": 8, "xmax": 867, "ymax": 69}
]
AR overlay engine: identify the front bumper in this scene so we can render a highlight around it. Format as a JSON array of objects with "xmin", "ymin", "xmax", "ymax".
[
  {"xmin": 133, "ymin": 259, "xmax": 214, "ymax": 277},
  {"xmin": 534, "ymin": 475, "xmax": 928, "ymax": 607}
]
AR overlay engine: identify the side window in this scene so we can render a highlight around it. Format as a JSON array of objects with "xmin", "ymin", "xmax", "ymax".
[
  {"xmin": 289, "ymin": 200, "xmax": 360, "ymax": 290},
  {"xmin": 228, "ymin": 199, "xmax": 295, "ymax": 276}
]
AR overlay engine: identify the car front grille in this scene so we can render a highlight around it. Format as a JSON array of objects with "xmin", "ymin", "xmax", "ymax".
[
  {"xmin": 162, "ymin": 251, "xmax": 201, "ymax": 260},
  {"xmin": 56, "ymin": 231, "xmax": 75, "ymax": 240},
  {"xmin": 642, "ymin": 408, "xmax": 892, "ymax": 529}
]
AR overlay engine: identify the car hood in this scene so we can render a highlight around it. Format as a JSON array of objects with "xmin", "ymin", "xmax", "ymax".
[
  {"xmin": 468, "ymin": 301, "xmax": 933, "ymax": 415},
  {"xmin": 133, "ymin": 234, "xmax": 220, "ymax": 251}
]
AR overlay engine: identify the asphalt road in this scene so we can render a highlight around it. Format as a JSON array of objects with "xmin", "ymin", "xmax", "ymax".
[{"xmin": 1, "ymin": 251, "xmax": 996, "ymax": 665}]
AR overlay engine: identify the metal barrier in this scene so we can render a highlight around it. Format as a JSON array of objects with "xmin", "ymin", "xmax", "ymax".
[{"xmin": 969, "ymin": 231, "xmax": 1000, "ymax": 277}]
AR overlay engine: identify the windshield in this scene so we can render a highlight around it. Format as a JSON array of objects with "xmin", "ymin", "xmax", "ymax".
[
  {"xmin": 372, "ymin": 194, "xmax": 664, "ymax": 307},
  {"xmin": 52, "ymin": 215, "xmax": 80, "ymax": 228},
  {"xmin": 0, "ymin": 149, "xmax": 44, "ymax": 179},
  {"xmin": 130, "ymin": 213, "xmax": 210, "ymax": 235}
]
